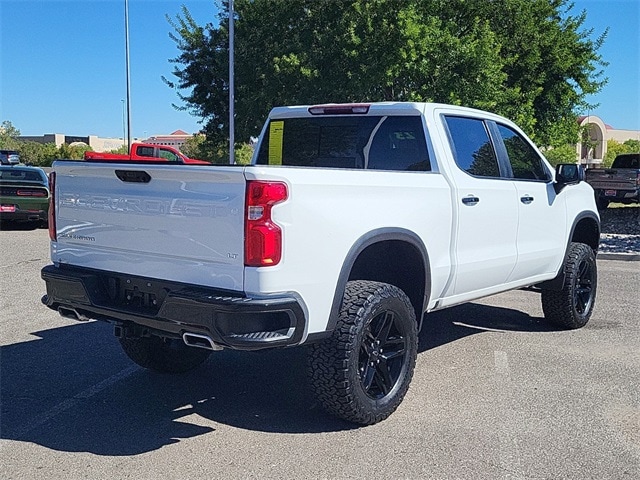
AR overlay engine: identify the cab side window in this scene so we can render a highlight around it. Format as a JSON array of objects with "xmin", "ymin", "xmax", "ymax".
[
  {"xmin": 137, "ymin": 146, "xmax": 155, "ymax": 158},
  {"xmin": 367, "ymin": 116, "xmax": 430, "ymax": 171},
  {"xmin": 444, "ymin": 116, "xmax": 500, "ymax": 178},
  {"xmin": 497, "ymin": 124, "xmax": 550, "ymax": 181}
]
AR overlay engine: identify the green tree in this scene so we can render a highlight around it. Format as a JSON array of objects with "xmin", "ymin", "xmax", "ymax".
[
  {"xmin": 180, "ymin": 134, "xmax": 208, "ymax": 160},
  {"xmin": 108, "ymin": 145, "xmax": 129, "ymax": 155},
  {"xmin": 0, "ymin": 120, "xmax": 21, "ymax": 150},
  {"xmin": 180, "ymin": 132, "xmax": 253, "ymax": 164},
  {"xmin": 17, "ymin": 141, "xmax": 58, "ymax": 166},
  {"xmin": 165, "ymin": 0, "xmax": 606, "ymax": 150},
  {"xmin": 543, "ymin": 144, "xmax": 578, "ymax": 167},
  {"xmin": 57, "ymin": 143, "xmax": 92, "ymax": 161},
  {"xmin": 623, "ymin": 139, "xmax": 640, "ymax": 152}
]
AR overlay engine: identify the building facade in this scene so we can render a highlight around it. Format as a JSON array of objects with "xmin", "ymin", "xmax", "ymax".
[
  {"xmin": 576, "ymin": 116, "xmax": 640, "ymax": 167},
  {"xmin": 18, "ymin": 134, "xmax": 128, "ymax": 152},
  {"xmin": 18, "ymin": 130, "xmax": 196, "ymax": 152},
  {"xmin": 142, "ymin": 130, "xmax": 193, "ymax": 150}
]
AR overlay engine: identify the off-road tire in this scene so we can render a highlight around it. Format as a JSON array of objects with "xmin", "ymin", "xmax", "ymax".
[
  {"xmin": 307, "ymin": 280, "xmax": 418, "ymax": 425},
  {"xmin": 541, "ymin": 242, "xmax": 597, "ymax": 329},
  {"xmin": 119, "ymin": 336, "xmax": 211, "ymax": 373}
]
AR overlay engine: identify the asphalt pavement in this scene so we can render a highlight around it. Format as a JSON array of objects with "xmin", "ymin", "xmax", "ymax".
[{"xmin": 1, "ymin": 225, "xmax": 638, "ymax": 479}]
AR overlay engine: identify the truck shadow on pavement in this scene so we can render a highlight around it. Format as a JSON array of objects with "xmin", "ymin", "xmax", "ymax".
[
  {"xmin": 1, "ymin": 302, "xmax": 557, "ymax": 456},
  {"xmin": 0, "ymin": 220, "xmax": 43, "ymax": 231},
  {"xmin": 418, "ymin": 301, "xmax": 557, "ymax": 352}
]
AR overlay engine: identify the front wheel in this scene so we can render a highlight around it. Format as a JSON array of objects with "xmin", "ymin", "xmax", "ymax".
[
  {"xmin": 119, "ymin": 335, "xmax": 211, "ymax": 373},
  {"xmin": 307, "ymin": 281, "xmax": 418, "ymax": 425},
  {"xmin": 541, "ymin": 242, "xmax": 597, "ymax": 329}
]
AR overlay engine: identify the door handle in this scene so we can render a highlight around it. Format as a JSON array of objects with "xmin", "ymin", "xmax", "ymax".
[
  {"xmin": 520, "ymin": 195, "xmax": 534, "ymax": 204},
  {"xmin": 461, "ymin": 196, "xmax": 480, "ymax": 206},
  {"xmin": 115, "ymin": 170, "xmax": 152, "ymax": 183}
]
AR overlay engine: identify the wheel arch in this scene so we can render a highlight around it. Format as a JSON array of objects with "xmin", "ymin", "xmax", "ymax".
[
  {"xmin": 537, "ymin": 211, "xmax": 600, "ymax": 291},
  {"xmin": 570, "ymin": 211, "xmax": 600, "ymax": 253},
  {"xmin": 326, "ymin": 228, "xmax": 431, "ymax": 332}
]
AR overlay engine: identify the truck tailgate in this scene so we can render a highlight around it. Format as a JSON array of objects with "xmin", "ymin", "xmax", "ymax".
[
  {"xmin": 52, "ymin": 162, "xmax": 246, "ymax": 291},
  {"xmin": 586, "ymin": 169, "xmax": 638, "ymax": 190}
]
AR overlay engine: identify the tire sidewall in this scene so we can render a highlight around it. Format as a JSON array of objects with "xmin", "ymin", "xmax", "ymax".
[
  {"xmin": 346, "ymin": 289, "xmax": 418, "ymax": 417},
  {"xmin": 564, "ymin": 243, "xmax": 597, "ymax": 327}
]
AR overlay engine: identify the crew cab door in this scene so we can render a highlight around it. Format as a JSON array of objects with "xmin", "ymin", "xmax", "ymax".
[
  {"xmin": 441, "ymin": 115, "xmax": 519, "ymax": 295},
  {"xmin": 492, "ymin": 123, "xmax": 566, "ymax": 280}
]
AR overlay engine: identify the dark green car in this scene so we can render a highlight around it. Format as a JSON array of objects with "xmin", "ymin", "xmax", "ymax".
[{"xmin": 0, "ymin": 165, "xmax": 50, "ymax": 226}]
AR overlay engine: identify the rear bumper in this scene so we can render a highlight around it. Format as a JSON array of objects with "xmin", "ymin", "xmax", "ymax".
[
  {"xmin": 41, "ymin": 264, "xmax": 307, "ymax": 351},
  {"xmin": 594, "ymin": 188, "xmax": 639, "ymax": 202},
  {"xmin": 0, "ymin": 206, "xmax": 47, "ymax": 222}
]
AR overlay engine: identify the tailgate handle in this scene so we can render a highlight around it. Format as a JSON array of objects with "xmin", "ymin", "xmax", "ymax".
[{"xmin": 115, "ymin": 170, "xmax": 151, "ymax": 183}]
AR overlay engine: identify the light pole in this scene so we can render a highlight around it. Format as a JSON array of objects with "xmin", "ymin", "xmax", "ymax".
[
  {"xmin": 124, "ymin": 0, "xmax": 132, "ymax": 149},
  {"xmin": 229, "ymin": 0, "xmax": 235, "ymax": 164}
]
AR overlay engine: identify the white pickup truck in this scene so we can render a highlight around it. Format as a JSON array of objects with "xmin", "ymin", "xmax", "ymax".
[{"xmin": 42, "ymin": 102, "xmax": 600, "ymax": 425}]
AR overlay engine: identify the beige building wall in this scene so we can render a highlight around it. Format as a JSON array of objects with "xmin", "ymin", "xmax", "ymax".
[
  {"xmin": 576, "ymin": 116, "xmax": 640, "ymax": 167},
  {"xmin": 607, "ymin": 128, "xmax": 640, "ymax": 143},
  {"xmin": 19, "ymin": 131, "xmax": 194, "ymax": 152}
]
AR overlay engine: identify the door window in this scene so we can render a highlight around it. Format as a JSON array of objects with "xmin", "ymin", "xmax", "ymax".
[
  {"xmin": 444, "ymin": 116, "xmax": 500, "ymax": 178},
  {"xmin": 497, "ymin": 124, "xmax": 550, "ymax": 181}
]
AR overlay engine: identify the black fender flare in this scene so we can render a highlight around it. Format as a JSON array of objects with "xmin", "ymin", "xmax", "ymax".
[{"xmin": 325, "ymin": 228, "xmax": 431, "ymax": 333}]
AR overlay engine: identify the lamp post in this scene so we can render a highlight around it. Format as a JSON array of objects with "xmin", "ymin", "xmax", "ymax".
[
  {"xmin": 124, "ymin": 0, "xmax": 132, "ymax": 149},
  {"xmin": 229, "ymin": 0, "xmax": 235, "ymax": 164}
]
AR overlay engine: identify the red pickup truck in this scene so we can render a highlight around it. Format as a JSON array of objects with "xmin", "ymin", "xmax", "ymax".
[{"xmin": 84, "ymin": 143, "xmax": 209, "ymax": 164}]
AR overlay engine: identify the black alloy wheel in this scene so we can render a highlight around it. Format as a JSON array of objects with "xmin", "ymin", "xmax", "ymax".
[
  {"xmin": 573, "ymin": 254, "xmax": 596, "ymax": 316},
  {"xmin": 359, "ymin": 310, "xmax": 409, "ymax": 400}
]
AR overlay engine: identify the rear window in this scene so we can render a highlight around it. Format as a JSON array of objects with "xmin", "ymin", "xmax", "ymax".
[
  {"xmin": 612, "ymin": 154, "xmax": 639, "ymax": 169},
  {"xmin": 256, "ymin": 115, "xmax": 430, "ymax": 171},
  {"xmin": 0, "ymin": 168, "xmax": 46, "ymax": 183}
]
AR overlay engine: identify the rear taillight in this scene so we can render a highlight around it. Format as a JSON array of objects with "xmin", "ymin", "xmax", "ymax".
[
  {"xmin": 244, "ymin": 181, "xmax": 288, "ymax": 267},
  {"xmin": 636, "ymin": 172, "xmax": 640, "ymax": 187},
  {"xmin": 16, "ymin": 189, "xmax": 47, "ymax": 197},
  {"xmin": 48, "ymin": 172, "xmax": 56, "ymax": 241}
]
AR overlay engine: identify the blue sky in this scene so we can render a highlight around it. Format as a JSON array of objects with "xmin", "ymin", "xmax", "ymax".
[{"xmin": 1, "ymin": 0, "xmax": 638, "ymax": 140}]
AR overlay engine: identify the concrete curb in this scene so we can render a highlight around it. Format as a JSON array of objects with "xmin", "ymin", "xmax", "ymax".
[{"xmin": 597, "ymin": 252, "xmax": 640, "ymax": 261}]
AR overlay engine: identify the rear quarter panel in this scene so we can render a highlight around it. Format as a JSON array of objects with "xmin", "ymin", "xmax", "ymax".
[{"xmin": 243, "ymin": 166, "xmax": 454, "ymax": 335}]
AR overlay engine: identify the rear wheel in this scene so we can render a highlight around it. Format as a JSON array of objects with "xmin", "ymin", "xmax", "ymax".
[
  {"xmin": 307, "ymin": 281, "xmax": 418, "ymax": 425},
  {"xmin": 119, "ymin": 335, "xmax": 211, "ymax": 373},
  {"xmin": 541, "ymin": 242, "xmax": 597, "ymax": 329}
]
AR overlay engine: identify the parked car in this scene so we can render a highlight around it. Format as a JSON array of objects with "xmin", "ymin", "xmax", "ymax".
[
  {"xmin": 0, "ymin": 164, "xmax": 49, "ymax": 226},
  {"xmin": 0, "ymin": 150, "xmax": 20, "ymax": 165}
]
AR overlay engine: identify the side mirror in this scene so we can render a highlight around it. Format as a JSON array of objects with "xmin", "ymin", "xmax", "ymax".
[{"xmin": 554, "ymin": 163, "xmax": 584, "ymax": 193}]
